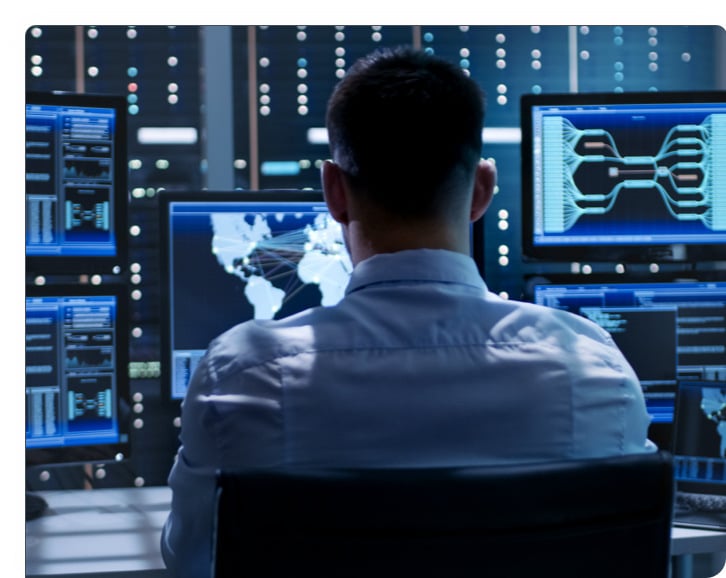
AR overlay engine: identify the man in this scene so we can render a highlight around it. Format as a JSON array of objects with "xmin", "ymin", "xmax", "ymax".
[{"xmin": 161, "ymin": 46, "xmax": 655, "ymax": 577}]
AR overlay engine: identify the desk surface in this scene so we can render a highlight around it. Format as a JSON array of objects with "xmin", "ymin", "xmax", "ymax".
[
  {"xmin": 26, "ymin": 486, "xmax": 726, "ymax": 577},
  {"xmin": 26, "ymin": 486, "xmax": 170, "ymax": 577},
  {"xmin": 672, "ymin": 525, "xmax": 726, "ymax": 556}
]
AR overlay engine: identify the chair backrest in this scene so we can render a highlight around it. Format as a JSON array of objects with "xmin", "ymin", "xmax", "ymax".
[{"xmin": 212, "ymin": 451, "xmax": 674, "ymax": 578}]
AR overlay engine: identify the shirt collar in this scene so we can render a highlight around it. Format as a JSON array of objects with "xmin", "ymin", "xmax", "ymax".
[{"xmin": 345, "ymin": 249, "xmax": 487, "ymax": 295}]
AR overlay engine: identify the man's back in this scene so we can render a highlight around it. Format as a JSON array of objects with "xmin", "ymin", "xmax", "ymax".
[
  {"xmin": 162, "ymin": 47, "xmax": 655, "ymax": 578},
  {"xmin": 179, "ymin": 249, "xmax": 654, "ymax": 472}
]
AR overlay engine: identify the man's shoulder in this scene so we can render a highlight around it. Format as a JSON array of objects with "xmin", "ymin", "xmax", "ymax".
[
  {"xmin": 485, "ymin": 295, "xmax": 613, "ymax": 344},
  {"xmin": 205, "ymin": 307, "xmax": 333, "ymax": 370}
]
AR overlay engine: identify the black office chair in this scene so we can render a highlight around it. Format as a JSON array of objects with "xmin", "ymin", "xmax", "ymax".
[{"xmin": 212, "ymin": 451, "xmax": 674, "ymax": 578}]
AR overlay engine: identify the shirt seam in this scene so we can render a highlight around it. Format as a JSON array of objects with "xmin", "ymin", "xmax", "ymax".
[{"xmin": 214, "ymin": 338, "xmax": 572, "ymax": 376}]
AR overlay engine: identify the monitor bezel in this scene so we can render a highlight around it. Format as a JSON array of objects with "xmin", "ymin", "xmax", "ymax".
[
  {"xmin": 25, "ymin": 90, "xmax": 129, "ymax": 277},
  {"xmin": 520, "ymin": 90, "xmax": 726, "ymax": 264},
  {"xmin": 25, "ymin": 282, "xmax": 131, "ymax": 467},
  {"xmin": 157, "ymin": 189, "xmax": 331, "ymax": 404}
]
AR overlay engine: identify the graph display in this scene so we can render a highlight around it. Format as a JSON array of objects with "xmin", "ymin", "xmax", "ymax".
[
  {"xmin": 26, "ymin": 91, "xmax": 127, "ymax": 275},
  {"xmin": 159, "ymin": 190, "xmax": 353, "ymax": 400},
  {"xmin": 521, "ymin": 91, "xmax": 726, "ymax": 262},
  {"xmin": 25, "ymin": 285, "xmax": 130, "ymax": 464}
]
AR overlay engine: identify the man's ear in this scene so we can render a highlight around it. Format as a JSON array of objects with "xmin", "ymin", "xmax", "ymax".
[
  {"xmin": 469, "ymin": 158, "xmax": 496, "ymax": 222},
  {"xmin": 321, "ymin": 160, "xmax": 350, "ymax": 225}
]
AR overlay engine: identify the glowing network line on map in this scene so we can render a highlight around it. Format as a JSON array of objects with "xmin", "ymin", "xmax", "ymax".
[{"xmin": 211, "ymin": 211, "xmax": 352, "ymax": 319}]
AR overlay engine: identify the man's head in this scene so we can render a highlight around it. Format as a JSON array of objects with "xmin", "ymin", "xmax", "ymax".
[{"xmin": 325, "ymin": 46, "xmax": 488, "ymax": 219}]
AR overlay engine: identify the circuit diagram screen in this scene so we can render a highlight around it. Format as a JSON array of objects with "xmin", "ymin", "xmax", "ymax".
[{"xmin": 530, "ymin": 101, "xmax": 726, "ymax": 247}]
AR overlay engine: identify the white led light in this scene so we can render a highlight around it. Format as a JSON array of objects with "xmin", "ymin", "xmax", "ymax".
[{"xmin": 137, "ymin": 127, "xmax": 198, "ymax": 145}]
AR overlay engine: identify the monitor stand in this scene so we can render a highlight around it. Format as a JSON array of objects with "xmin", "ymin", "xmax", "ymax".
[{"xmin": 26, "ymin": 492, "xmax": 48, "ymax": 521}]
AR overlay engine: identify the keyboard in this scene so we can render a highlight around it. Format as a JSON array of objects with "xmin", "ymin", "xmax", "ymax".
[{"xmin": 676, "ymin": 491, "xmax": 726, "ymax": 513}]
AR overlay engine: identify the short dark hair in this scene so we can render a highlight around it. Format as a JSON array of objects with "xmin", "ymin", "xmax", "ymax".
[{"xmin": 325, "ymin": 46, "xmax": 485, "ymax": 217}]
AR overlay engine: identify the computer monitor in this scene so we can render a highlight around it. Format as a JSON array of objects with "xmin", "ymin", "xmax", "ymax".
[
  {"xmin": 25, "ymin": 283, "xmax": 130, "ymax": 466},
  {"xmin": 520, "ymin": 91, "xmax": 726, "ymax": 263},
  {"xmin": 26, "ymin": 91, "xmax": 128, "ymax": 276},
  {"xmin": 159, "ymin": 190, "xmax": 353, "ymax": 401},
  {"xmin": 533, "ymin": 280, "xmax": 726, "ymax": 424},
  {"xmin": 672, "ymin": 380, "xmax": 726, "ymax": 498}
]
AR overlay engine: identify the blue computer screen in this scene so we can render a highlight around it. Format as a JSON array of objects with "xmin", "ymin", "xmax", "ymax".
[
  {"xmin": 534, "ymin": 281, "xmax": 726, "ymax": 423},
  {"xmin": 673, "ymin": 380, "xmax": 726, "ymax": 493},
  {"xmin": 521, "ymin": 91, "xmax": 726, "ymax": 262},
  {"xmin": 25, "ymin": 285, "xmax": 130, "ymax": 464},
  {"xmin": 26, "ymin": 91, "xmax": 127, "ymax": 274},
  {"xmin": 159, "ymin": 190, "xmax": 353, "ymax": 400}
]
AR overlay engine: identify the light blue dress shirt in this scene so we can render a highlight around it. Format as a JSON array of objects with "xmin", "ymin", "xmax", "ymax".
[{"xmin": 161, "ymin": 248, "xmax": 655, "ymax": 578}]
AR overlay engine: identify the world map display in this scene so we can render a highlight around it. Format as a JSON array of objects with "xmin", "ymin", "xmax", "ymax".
[
  {"xmin": 210, "ymin": 210, "xmax": 352, "ymax": 319},
  {"xmin": 701, "ymin": 387, "xmax": 726, "ymax": 458},
  {"xmin": 166, "ymin": 198, "xmax": 354, "ymax": 400}
]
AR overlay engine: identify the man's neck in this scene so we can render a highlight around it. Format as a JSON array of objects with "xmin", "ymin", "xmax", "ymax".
[{"xmin": 346, "ymin": 218, "xmax": 471, "ymax": 266}]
